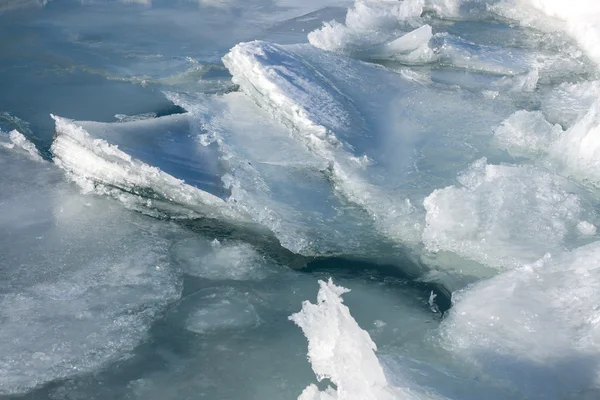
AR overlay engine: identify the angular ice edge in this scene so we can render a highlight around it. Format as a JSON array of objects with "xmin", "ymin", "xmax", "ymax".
[
  {"xmin": 222, "ymin": 40, "xmax": 424, "ymax": 244},
  {"xmin": 307, "ymin": 0, "xmax": 434, "ymax": 63},
  {"xmin": 551, "ymin": 99, "xmax": 600, "ymax": 186},
  {"xmin": 166, "ymin": 90, "xmax": 391, "ymax": 257},
  {"xmin": 423, "ymin": 158, "xmax": 588, "ymax": 270},
  {"xmin": 290, "ymin": 279, "xmax": 399, "ymax": 400},
  {"xmin": 74, "ymin": 114, "xmax": 225, "ymax": 197},
  {"xmin": 542, "ymin": 80, "xmax": 600, "ymax": 128},
  {"xmin": 493, "ymin": 110, "xmax": 562, "ymax": 157},
  {"xmin": 494, "ymin": 94, "xmax": 600, "ymax": 188},
  {"xmin": 440, "ymin": 242, "xmax": 600, "ymax": 398},
  {"xmin": 0, "ymin": 129, "xmax": 43, "ymax": 161},
  {"xmin": 50, "ymin": 114, "xmax": 246, "ymax": 221}
]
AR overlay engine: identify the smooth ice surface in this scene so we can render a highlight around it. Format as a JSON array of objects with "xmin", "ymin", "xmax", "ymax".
[
  {"xmin": 171, "ymin": 238, "xmax": 276, "ymax": 280},
  {"xmin": 75, "ymin": 114, "xmax": 226, "ymax": 198},
  {"xmin": 0, "ymin": 143, "xmax": 183, "ymax": 395},
  {"xmin": 183, "ymin": 287, "xmax": 261, "ymax": 334}
]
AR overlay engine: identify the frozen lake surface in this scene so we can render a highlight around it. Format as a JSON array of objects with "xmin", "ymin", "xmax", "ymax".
[{"xmin": 2, "ymin": 0, "xmax": 600, "ymax": 398}]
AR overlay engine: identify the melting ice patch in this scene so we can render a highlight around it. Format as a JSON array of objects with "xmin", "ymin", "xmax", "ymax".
[
  {"xmin": 441, "ymin": 243, "xmax": 600, "ymax": 398},
  {"xmin": 423, "ymin": 158, "xmax": 591, "ymax": 270},
  {"xmin": 183, "ymin": 287, "xmax": 261, "ymax": 334},
  {"xmin": 171, "ymin": 237, "xmax": 275, "ymax": 281}
]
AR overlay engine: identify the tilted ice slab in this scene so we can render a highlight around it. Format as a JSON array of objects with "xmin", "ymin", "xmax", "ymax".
[
  {"xmin": 51, "ymin": 114, "xmax": 247, "ymax": 222},
  {"xmin": 0, "ymin": 140, "xmax": 183, "ymax": 395},
  {"xmin": 223, "ymin": 40, "xmax": 513, "ymax": 247},
  {"xmin": 167, "ymin": 90, "xmax": 397, "ymax": 258},
  {"xmin": 74, "ymin": 114, "xmax": 226, "ymax": 197},
  {"xmin": 423, "ymin": 158, "xmax": 596, "ymax": 270},
  {"xmin": 440, "ymin": 242, "xmax": 600, "ymax": 399}
]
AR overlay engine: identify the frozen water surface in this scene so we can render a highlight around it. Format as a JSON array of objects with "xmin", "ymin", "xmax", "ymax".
[{"xmin": 3, "ymin": 0, "xmax": 600, "ymax": 398}]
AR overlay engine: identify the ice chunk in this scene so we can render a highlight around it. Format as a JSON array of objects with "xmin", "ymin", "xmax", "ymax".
[
  {"xmin": 307, "ymin": 0, "xmax": 433, "ymax": 62},
  {"xmin": 542, "ymin": 80, "xmax": 600, "ymax": 128},
  {"xmin": 223, "ymin": 40, "xmax": 513, "ymax": 247},
  {"xmin": 373, "ymin": 25, "xmax": 433, "ymax": 59},
  {"xmin": 577, "ymin": 221, "xmax": 597, "ymax": 236},
  {"xmin": 493, "ymin": 110, "xmax": 562, "ymax": 157},
  {"xmin": 440, "ymin": 242, "xmax": 600, "ymax": 398},
  {"xmin": 494, "ymin": 92, "xmax": 600, "ymax": 189},
  {"xmin": 1, "ymin": 129, "xmax": 43, "ymax": 161},
  {"xmin": 51, "ymin": 114, "xmax": 246, "ymax": 221},
  {"xmin": 423, "ymin": 158, "xmax": 587, "ymax": 269},
  {"xmin": 550, "ymin": 100, "xmax": 600, "ymax": 187},
  {"xmin": 290, "ymin": 279, "xmax": 397, "ymax": 400}
]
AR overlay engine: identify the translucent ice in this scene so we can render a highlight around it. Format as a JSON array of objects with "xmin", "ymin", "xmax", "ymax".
[
  {"xmin": 0, "ymin": 144, "xmax": 183, "ymax": 395},
  {"xmin": 51, "ymin": 114, "xmax": 245, "ymax": 221},
  {"xmin": 223, "ymin": 40, "xmax": 513, "ymax": 247},
  {"xmin": 423, "ymin": 158, "xmax": 588, "ymax": 270},
  {"xmin": 441, "ymin": 242, "xmax": 600, "ymax": 398}
]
